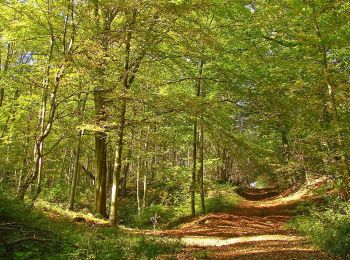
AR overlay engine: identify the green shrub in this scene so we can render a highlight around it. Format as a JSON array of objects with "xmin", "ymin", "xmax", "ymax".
[
  {"xmin": 0, "ymin": 187, "xmax": 182, "ymax": 259},
  {"xmin": 290, "ymin": 198, "xmax": 350, "ymax": 258},
  {"xmin": 44, "ymin": 183, "xmax": 70, "ymax": 204},
  {"xmin": 206, "ymin": 193, "xmax": 239, "ymax": 213},
  {"xmin": 134, "ymin": 204, "xmax": 176, "ymax": 229},
  {"xmin": 89, "ymin": 234, "xmax": 182, "ymax": 259}
]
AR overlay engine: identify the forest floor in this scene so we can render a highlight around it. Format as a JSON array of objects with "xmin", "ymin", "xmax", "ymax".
[
  {"xmin": 1, "ymin": 178, "xmax": 338, "ymax": 259},
  {"xmin": 136, "ymin": 177, "xmax": 337, "ymax": 259}
]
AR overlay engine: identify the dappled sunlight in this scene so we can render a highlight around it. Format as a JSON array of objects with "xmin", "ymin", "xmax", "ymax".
[
  {"xmin": 155, "ymin": 179, "xmax": 334, "ymax": 258},
  {"xmin": 0, "ymin": 0, "xmax": 348, "ymax": 258},
  {"xmin": 239, "ymin": 176, "xmax": 329, "ymax": 209},
  {"xmin": 35, "ymin": 199, "xmax": 109, "ymax": 226},
  {"xmin": 181, "ymin": 234, "xmax": 304, "ymax": 247}
]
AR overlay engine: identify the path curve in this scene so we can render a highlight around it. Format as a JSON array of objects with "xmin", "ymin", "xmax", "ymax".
[{"xmin": 156, "ymin": 178, "xmax": 334, "ymax": 259}]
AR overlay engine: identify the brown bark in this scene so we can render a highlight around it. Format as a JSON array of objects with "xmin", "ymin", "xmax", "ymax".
[
  {"xmin": 69, "ymin": 122, "xmax": 85, "ymax": 210},
  {"xmin": 93, "ymin": 2, "xmax": 117, "ymax": 218},
  {"xmin": 199, "ymin": 120, "xmax": 205, "ymax": 213},
  {"xmin": 191, "ymin": 60, "xmax": 204, "ymax": 216},
  {"xmin": 0, "ymin": 88, "xmax": 4, "ymax": 108},
  {"xmin": 191, "ymin": 120, "xmax": 198, "ymax": 216},
  {"xmin": 121, "ymin": 149, "xmax": 131, "ymax": 198},
  {"xmin": 94, "ymin": 130, "xmax": 107, "ymax": 217}
]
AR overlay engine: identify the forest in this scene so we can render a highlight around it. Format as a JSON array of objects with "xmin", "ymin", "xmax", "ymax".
[{"xmin": 0, "ymin": 0, "xmax": 349, "ymax": 259}]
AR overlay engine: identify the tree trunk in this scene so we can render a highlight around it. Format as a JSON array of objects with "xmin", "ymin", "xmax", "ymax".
[
  {"xmin": 121, "ymin": 149, "xmax": 131, "ymax": 198},
  {"xmin": 93, "ymin": 0, "xmax": 117, "ymax": 218},
  {"xmin": 137, "ymin": 149, "xmax": 141, "ymax": 216},
  {"xmin": 142, "ymin": 126, "xmax": 150, "ymax": 209},
  {"xmin": 110, "ymin": 9, "xmax": 140, "ymax": 224},
  {"xmin": 281, "ymin": 127, "xmax": 289, "ymax": 160},
  {"xmin": 18, "ymin": 35, "xmax": 56, "ymax": 201},
  {"xmin": 0, "ymin": 88, "xmax": 4, "ymax": 107},
  {"xmin": 313, "ymin": 10, "xmax": 350, "ymax": 177},
  {"xmin": 199, "ymin": 120, "xmax": 205, "ymax": 213},
  {"xmin": 109, "ymin": 101, "xmax": 127, "ymax": 225},
  {"xmin": 0, "ymin": 42, "xmax": 12, "ymax": 108},
  {"xmin": 191, "ymin": 60, "xmax": 204, "ymax": 216},
  {"xmin": 191, "ymin": 121, "xmax": 197, "ymax": 216},
  {"xmin": 69, "ymin": 129, "xmax": 84, "ymax": 210},
  {"xmin": 143, "ymin": 163, "xmax": 147, "ymax": 209},
  {"xmin": 94, "ymin": 130, "xmax": 107, "ymax": 217},
  {"xmin": 33, "ymin": 140, "xmax": 44, "ymax": 199}
]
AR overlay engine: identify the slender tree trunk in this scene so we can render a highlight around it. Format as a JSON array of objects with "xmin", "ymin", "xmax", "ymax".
[
  {"xmin": 109, "ymin": 101, "xmax": 127, "ymax": 225},
  {"xmin": 121, "ymin": 149, "xmax": 131, "ymax": 198},
  {"xmin": 191, "ymin": 121, "xmax": 197, "ymax": 216},
  {"xmin": 33, "ymin": 64, "xmax": 53, "ymax": 198},
  {"xmin": 150, "ymin": 153, "xmax": 156, "ymax": 183},
  {"xmin": 94, "ymin": 130, "xmax": 107, "ymax": 217},
  {"xmin": 221, "ymin": 148, "xmax": 228, "ymax": 182},
  {"xmin": 18, "ymin": 36, "xmax": 54, "ymax": 200},
  {"xmin": 187, "ymin": 148, "xmax": 191, "ymax": 168},
  {"xmin": 143, "ymin": 163, "xmax": 147, "ymax": 209},
  {"xmin": 17, "ymin": 134, "xmax": 30, "ymax": 194},
  {"xmin": 137, "ymin": 149, "xmax": 141, "ymax": 216},
  {"xmin": 142, "ymin": 126, "xmax": 150, "ymax": 209},
  {"xmin": 281, "ymin": 127, "xmax": 289, "ymax": 161},
  {"xmin": 191, "ymin": 60, "xmax": 204, "ymax": 216},
  {"xmin": 60, "ymin": 150, "xmax": 67, "ymax": 182},
  {"xmin": 150, "ymin": 124, "xmax": 157, "ymax": 183},
  {"xmin": 0, "ymin": 42, "xmax": 12, "ymax": 108},
  {"xmin": 110, "ymin": 9, "xmax": 140, "ymax": 224},
  {"xmin": 199, "ymin": 120, "xmax": 205, "ymax": 213},
  {"xmin": 313, "ymin": 10, "xmax": 349, "ymax": 177},
  {"xmin": 69, "ymin": 129, "xmax": 84, "ymax": 210},
  {"xmin": 33, "ymin": 139, "xmax": 44, "ymax": 198},
  {"xmin": 0, "ymin": 88, "xmax": 4, "ymax": 108}
]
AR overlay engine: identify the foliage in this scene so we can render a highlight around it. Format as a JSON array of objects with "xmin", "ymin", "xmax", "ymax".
[
  {"xmin": 290, "ymin": 197, "xmax": 350, "ymax": 258},
  {"xmin": 205, "ymin": 193, "xmax": 239, "ymax": 213},
  {"xmin": 0, "ymin": 0, "xmax": 349, "ymax": 257},
  {"xmin": 0, "ymin": 187, "xmax": 182, "ymax": 259},
  {"xmin": 117, "ymin": 182, "xmax": 241, "ymax": 229}
]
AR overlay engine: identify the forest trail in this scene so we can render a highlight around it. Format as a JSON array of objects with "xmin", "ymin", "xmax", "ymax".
[
  {"xmin": 36, "ymin": 177, "xmax": 334, "ymax": 259},
  {"xmin": 152, "ymin": 178, "xmax": 335, "ymax": 259}
]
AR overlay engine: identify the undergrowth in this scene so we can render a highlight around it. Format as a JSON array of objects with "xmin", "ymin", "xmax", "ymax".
[
  {"xmin": 0, "ymin": 187, "xmax": 182, "ymax": 259},
  {"xmin": 41, "ymin": 180, "xmax": 241, "ymax": 230},
  {"xmin": 118, "ymin": 182, "xmax": 241, "ymax": 229},
  {"xmin": 0, "ymin": 181, "xmax": 239, "ymax": 259},
  {"xmin": 289, "ymin": 197, "xmax": 350, "ymax": 258}
]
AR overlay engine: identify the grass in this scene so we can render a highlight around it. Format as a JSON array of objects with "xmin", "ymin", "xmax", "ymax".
[
  {"xmin": 0, "ymin": 181, "xmax": 240, "ymax": 258},
  {"xmin": 0, "ymin": 187, "xmax": 182, "ymax": 259},
  {"xmin": 164, "ymin": 183, "xmax": 241, "ymax": 228},
  {"xmin": 110, "ymin": 182, "xmax": 242, "ymax": 230},
  {"xmin": 37, "ymin": 176, "xmax": 242, "ymax": 230}
]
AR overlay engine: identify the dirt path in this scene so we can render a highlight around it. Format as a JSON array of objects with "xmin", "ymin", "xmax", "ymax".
[
  {"xmin": 37, "ymin": 178, "xmax": 334, "ymax": 259},
  {"xmin": 156, "ymin": 179, "xmax": 336, "ymax": 259}
]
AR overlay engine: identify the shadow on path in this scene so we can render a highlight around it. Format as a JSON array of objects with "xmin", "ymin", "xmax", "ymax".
[{"xmin": 156, "ymin": 178, "xmax": 334, "ymax": 259}]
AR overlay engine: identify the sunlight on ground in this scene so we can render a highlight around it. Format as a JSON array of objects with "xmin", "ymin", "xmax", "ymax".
[
  {"xmin": 245, "ymin": 177, "xmax": 328, "ymax": 208},
  {"xmin": 181, "ymin": 234, "xmax": 304, "ymax": 247},
  {"xmin": 35, "ymin": 199, "xmax": 109, "ymax": 226}
]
